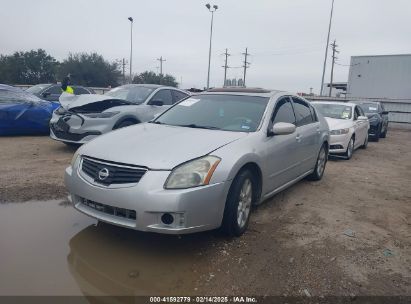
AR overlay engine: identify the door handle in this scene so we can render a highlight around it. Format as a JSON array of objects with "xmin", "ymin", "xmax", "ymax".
[{"xmin": 295, "ymin": 134, "xmax": 302, "ymax": 142}]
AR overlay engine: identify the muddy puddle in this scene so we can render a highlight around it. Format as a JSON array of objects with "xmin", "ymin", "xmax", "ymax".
[{"xmin": 0, "ymin": 200, "xmax": 215, "ymax": 296}]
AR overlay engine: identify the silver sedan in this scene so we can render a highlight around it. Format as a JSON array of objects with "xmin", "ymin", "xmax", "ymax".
[{"xmin": 65, "ymin": 88, "xmax": 329, "ymax": 236}]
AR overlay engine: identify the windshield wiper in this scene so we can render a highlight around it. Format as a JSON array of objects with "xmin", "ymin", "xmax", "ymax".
[{"xmin": 179, "ymin": 124, "xmax": 221, "ymax": 130}]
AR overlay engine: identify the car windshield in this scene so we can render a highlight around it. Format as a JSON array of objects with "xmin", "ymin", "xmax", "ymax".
[
  {"xmin": 26, "ymin": 84, "xmax": 50, "ymax": 94},
  {"xmin": 359, "ymin": 103, "xmax": 379, "ymax": 113},
  {"xmin": 313, "ymin": 103, "xmax": 352, "ymax": 120},
  {"xmin": 105, "ymin": 85, "xmax": 155, "ymax": 104},
  {"xmin": 153, "ymin": 94, "xmax": 269, "ymax": 132},
  {"xmin": 0, "ymin": 90, "xmax": 43, "ymax": 104}
]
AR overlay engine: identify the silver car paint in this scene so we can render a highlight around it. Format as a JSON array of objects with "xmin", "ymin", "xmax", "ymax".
[
  {"xmin": 50, "ymin": 86, "xmax": 189, "ymax": 144},
  {"xmin": 65, "ymin": 91, "xmax": 329, "ymax": 234}
]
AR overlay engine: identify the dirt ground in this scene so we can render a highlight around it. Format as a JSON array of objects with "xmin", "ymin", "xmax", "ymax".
[{"xmin": 0, "ymin": 129, "xmax": 410, "ymax": 296}]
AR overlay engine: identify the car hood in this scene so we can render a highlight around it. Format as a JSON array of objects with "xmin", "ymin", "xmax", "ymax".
[
  {"xmin": 79, "ymin": 123, "xmax": 248, "ymax": 170},
  {"xmin": 324, "ymin": 117, "xmax": 352, "ymax": 130},
  {"xmin": 59, "ymin": 93, "xmax": 136, "ymax": 113}
]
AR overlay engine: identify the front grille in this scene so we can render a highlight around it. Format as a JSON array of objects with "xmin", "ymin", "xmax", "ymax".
[
  {"xmin": 80, "ymin": 198, "xmax": 136, "ymax": 220},
  {"xmin": 81, "ymin": 156, "xmax": 147, "ymax": 186},
  {"xmin": 51, "ymin": 125, "xmax": 101, "ymax": 141}
]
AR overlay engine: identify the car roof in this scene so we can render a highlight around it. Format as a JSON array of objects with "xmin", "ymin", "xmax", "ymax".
[
  {"xmin": 120, "ymin": 84, "xmax": 175, "ymax": 89},
  {"xmin": 201, "ymin": 87, "xmax": 286, "ymax": 98},
  {"xmin": 311, "ymin": 101, "xmax": 357, "ymax": 107}
]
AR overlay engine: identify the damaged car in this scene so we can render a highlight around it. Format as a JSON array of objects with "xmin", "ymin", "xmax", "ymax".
[
  {"xmin": 0, "ymin": 84, "xmax": 59, "ymax": 135},
  {"xmin": 50, "ymin": 84, "xmax": 189, "ymax": 145}
]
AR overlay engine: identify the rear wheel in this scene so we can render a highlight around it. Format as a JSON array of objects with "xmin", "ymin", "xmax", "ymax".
[
  {"xmin": 221, "ymin": 170, "xmax": 255, "ymax": 237},
  {"xmin": 360, "ymin": 133, "xmax": 368, "ymax": 149},
  {"xmin": 374, "ymin": 125, "xmax": 381, "ymax": 142},
  {"xmin": 380, "ymin": 125, "xmax": 387, "ymax": 138},
  {"xmin": 345, "ymin": 137, "xmax": 354, "ymax": 160},
  {"xmin": 308, "ymin": 144, "xmax": 327, "ymax": 181}
]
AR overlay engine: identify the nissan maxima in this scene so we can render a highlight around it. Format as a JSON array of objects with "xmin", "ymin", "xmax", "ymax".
[
  {"xmin": 312, "ymin": 101, "xmax": 369, "ymax": 159},
  {"xmin": 65, "ymin": 88, "xmax": 329, "ymax": 236}
]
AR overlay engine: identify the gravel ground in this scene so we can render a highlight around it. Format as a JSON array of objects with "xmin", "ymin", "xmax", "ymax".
[{"xmin": 0, "ymin": 129, "xmax": 410, "ymax": 296}]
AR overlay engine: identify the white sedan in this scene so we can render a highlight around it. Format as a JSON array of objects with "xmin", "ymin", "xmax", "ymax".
[{"xmin": 312, "ymin": 101, "xmax": 369, "ymax": 159}]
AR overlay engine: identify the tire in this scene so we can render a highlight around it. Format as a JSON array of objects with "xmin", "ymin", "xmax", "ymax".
[
  {"xmin": 64, "ymin": 142, "xmax": 80, "ymax": 148},
  {"xmin": 308, "ymin": 144, "xmax": 327, "ymax": 181},
  {"xmin": 360, "ymin": 133, "xmax": 368, "ymax": 149},
  {"xmin": 374, "ymin": 125, "xmax": 381, "ymax": 142},
  {"xmin": 114, "ymin": 120, "xmax": 136, "ymax": 129},
  {"xmin": 380, "ymin": 125, "xmax": 387, "ymax": 138},
  {"xmin": 221, "ymin": 170, "xmax": 256, "ymax": 237},
  {"xmin": 345, "ymin": 137, "xmax": 354, "ymax": 160}
]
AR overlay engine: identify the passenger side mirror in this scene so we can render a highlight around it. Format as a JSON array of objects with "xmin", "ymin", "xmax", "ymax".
[
  {"xmin": 382, "ymin": 111, "xmax": 389, "ymax": 115},
  {"xmin": 357, "ymin": 116, "xmax": 368, "ymax": 121},
  {"xmin": 268, "ymin": 122, "xmax": 296, "ymax": 136},
  {"xmin": 150, "ymin": 100, "xmax": 164, "ymax": 106}
]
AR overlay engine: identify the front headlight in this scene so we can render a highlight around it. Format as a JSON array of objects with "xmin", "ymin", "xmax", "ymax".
[
  {"xmin": 330, "ymin": 128, "xmax": 350, "ymax": 135},
  {"xmin": 70, "ymin": 150, "xmax": 81, "ymax": 168},
  {"xmin": 83, "ymin": 111, "xmax": 119, "ymax": 118},
  {"xmin": 55, "ymin": 106, "xmax": 67, "ymax": 115},
  {"xmin": 165, "ymin": 156, "xmax": 221, "ymax": 189}
]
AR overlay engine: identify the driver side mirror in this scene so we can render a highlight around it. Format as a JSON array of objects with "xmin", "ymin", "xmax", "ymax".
[
  {"xmin": 150, "ymin": 100, "xmax": 164, "ymax": 106},
  {"xmin": 268, "ymin": 122, "xmax": 296, "ymax": 137}
]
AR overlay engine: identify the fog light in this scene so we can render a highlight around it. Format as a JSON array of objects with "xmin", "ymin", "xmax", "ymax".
[{"xmin": 161, "ymin": 213, "xmax": 174, "ymax": 225}]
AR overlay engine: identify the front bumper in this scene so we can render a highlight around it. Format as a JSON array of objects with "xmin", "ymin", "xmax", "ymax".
[
  {"xmin": 65, "ymin": 158, "xmax": 230, "ymax": 234},
  {"xmin": 328, "ymin": 133, "xmax": 350, "ymax": 154},
  {"xmin": 49, "ymin": 113, "xmax": 113, "ymax": 144},
  {"xmin": 368, "ymin": 122, "xmax": 380, "ymax": 138}
]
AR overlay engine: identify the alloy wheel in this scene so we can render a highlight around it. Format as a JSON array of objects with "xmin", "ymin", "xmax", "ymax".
[
  {"xmin": 316, "ymin": 147, "xmax": 326, "ymax": 176},
  {"xmin": 237, "ymin": 178, "xmax": 252, "ymax": 229}
]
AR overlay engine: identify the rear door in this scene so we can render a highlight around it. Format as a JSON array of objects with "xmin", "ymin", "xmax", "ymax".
[
  {"xmin": 147, "ymin": 89, "xmax": 174, "ymax": 117},
  {"xmin": 291, "ymin": 97, "xmax": 321, "ymax": 174},
  {"xmin": 353, "ymin": 105, "xmax": 367, "ymax": 147},
  {"xmin": 263, "ymin": 96, "xmax": 300, "ymax": 192},
  {"xmin": 171, "ymin": 90, "xmax": 189, "ymax": 104}
]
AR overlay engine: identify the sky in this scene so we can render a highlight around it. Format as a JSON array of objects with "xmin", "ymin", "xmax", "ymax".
[{"xmin": 1, "ymin": 0, "xmax": 410, "ymax": 93}]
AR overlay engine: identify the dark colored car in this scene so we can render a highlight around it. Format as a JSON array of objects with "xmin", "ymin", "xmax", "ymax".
[
  {"xmin": 26, "ymin": 84, "xmax": 95, "ymax": 102},
  {"xmin": 357, "ymin": 101, "xmax": 389, "ymax": 141},
  {"xmin": 0, "ymin": 84, "xmax": 59, "ymax": 135}
]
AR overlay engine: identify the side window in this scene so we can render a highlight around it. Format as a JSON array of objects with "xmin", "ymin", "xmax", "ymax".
[
  {"xmin": 358, "ymin": 106, "xmax": 365, "ymax": 116},
  {"xmin": 272, "ymin": 97, "xmax": 296, "ymax": 125},
  {"xmin": 172, "ymin": 90, "xmax": 189, "ymax": 104},
  {"xmin": 150, "ymin": 89, "xmax": 173, "ymax": 105},
  {"xmin": 46, "ymin": 85, "xmax": 63, "ymax": 95},
  {"xmin": 291, "ymin": 97, "xmax": 314, "ymax": 126},
  {"xmin": 354, "ymin": 106, "xmax": 361, "ymax": 120},
  {"xmin": 309, "ymin": 105, "xmax": 318, "ymax": 122},
  {"xmin": 74, "ymin": 87, "xmax": 90, "ymax": 95}
]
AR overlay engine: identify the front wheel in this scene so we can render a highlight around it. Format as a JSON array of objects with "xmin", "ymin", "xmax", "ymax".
[
  {"xmin": 380, "ymin": 125, "xmax": 387, "ymax": 138},
  {"xmin": 345, "ymin": 137, "xmax": 354, "ymax": 160},
  {"xmin": 308, "ymin": 144, "xmax": 327, "ymax": 181},
  {"xmin": 221, "ymin": 170, "xmax": 255, "ymax": 237}
]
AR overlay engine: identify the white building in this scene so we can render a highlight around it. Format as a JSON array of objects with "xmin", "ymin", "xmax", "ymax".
[{"xmin": 347, "ymin": 54, "xmax": 411, "ymax": 99}]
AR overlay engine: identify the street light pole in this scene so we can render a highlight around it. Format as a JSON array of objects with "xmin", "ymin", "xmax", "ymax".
[
  {"xmin": 320, "ymin": 0, "xmax": 335, "ymax": 96},
  {"xmin": 128, "ymin": 17, "xmax": 133, "ymax": 83},
  {"xmin": 206, "ymin": 3, "xmax": 218, "ymax": 90}
]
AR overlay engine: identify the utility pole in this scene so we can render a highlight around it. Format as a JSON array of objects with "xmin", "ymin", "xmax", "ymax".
[
  {"xmin": 320, "ymin": 0, "xmax": 335, "ymax": 96},
  {"xmin": 128, "ymin": 17, "xmax": 133, "ymax": 83},
  {"xmin": 156, "ymin": 56, "xmax": 166, "ymax": 75},
  {"xmin": 205, "ymin": 4, "xmax": 218, "ymax": 89},
  {"xmin": 222, "ymin": 48, "xmax": 230, "ymax": 86},
  {"xmin": 329, "ymin": 40, "xmax": 339, "ymax": 97},
  {"xmin": 242, "ymin": 47, "xmax": 250, "ymax": 87},
  {"xmin": 122, "ymin": 58, "xmax": 126, "ymax": 84}
]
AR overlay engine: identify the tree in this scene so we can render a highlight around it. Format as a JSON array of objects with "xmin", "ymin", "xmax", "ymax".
[
  {"xmin": 132, "ymin": 71, "xmax": 178, "ymax": 87},
  {"xmin": 0, "ymin": 49, "xmax": 58, "ymax": 84},
  {"xmin": 58, "ymin": 53, "xmax": 121, "ymax": 87}
]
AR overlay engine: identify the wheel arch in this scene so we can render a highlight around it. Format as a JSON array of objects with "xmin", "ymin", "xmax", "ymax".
[{"xmin": 113, "ymin": 115, "xmax": 141, "ymax": 129}]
